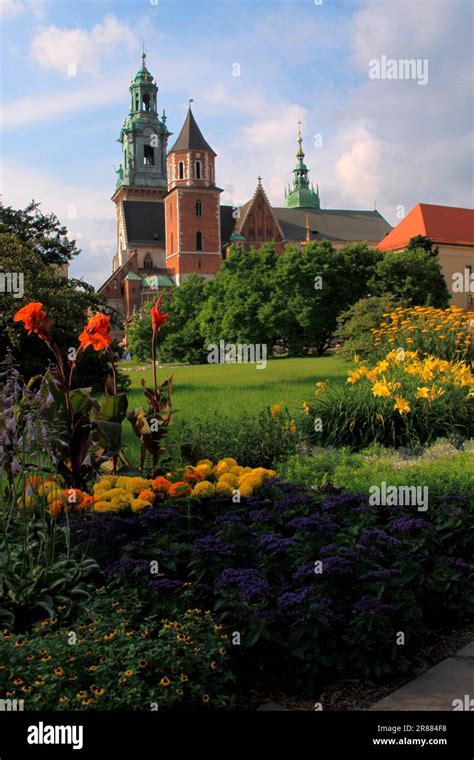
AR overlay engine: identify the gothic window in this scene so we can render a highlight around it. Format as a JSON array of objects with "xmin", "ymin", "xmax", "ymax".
[
  {"xmin": 144, "ymin": 145, "xmax": 154, "ymax": 166},
  {"xmin": 198, "ymin": 260, "xmax": 201, "ymax": 269},
  {"xmin": 179, "ymin": 162, "xmax": 184, "ymax": 179},
  {"xmin": 144, "ymin": 254, "xmax": 153, "ymax": 270},
  {"xmin": 258, "ymin": 227, "xmax": 263, "ymax": 237},
  {"xmin": 135, "ymin": 95, "xmax": 139, "ymax": 111},
  {"xmin": 142, "ymin": 93, "xmax": 151, "ymax": 111},
  {"xmin": 195, "ymin": 160, "xmax": 201, "ymax": 179},
  {"xmin": 195, "ymin": 200, "xmax": 202, "ymax": 217},
  {"xmin": 196, "ymin": 231, "xmax": 203, "ymax": 251}
]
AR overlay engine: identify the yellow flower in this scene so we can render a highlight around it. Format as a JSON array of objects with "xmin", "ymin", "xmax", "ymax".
[
  {"xmin": 270, "ymin": 403, "xmax": 283, "ymax": 417},
  {"xmin": 416, "ymin": 386, "xmax": 430, "ymax": 398},
  {"xmin": 218, "ymin": 473, "xmax": 239, "ymax": 488},
  {"xmin": 372, "ymin": 382, "xmax": 391, "ymax": 398},
  {"xmin": 303, "ymin": 401, "xmax": 311, "ymax": 415},
  {"xmin": 179, "ymin": 674, "xmax": 189, "ymax": 683},
  {"xmin": 346, "ymin": 370, "xmax": 361, "ymax": 384},
  {"xmin": 124, "ymin": 670, "xmax": 134, "ymax": 677},
  {"xmin": 160, "ymin": 677, "xmax": 171, "ymax": 687},
  {"xmin": 192, "ymin": 481, "xmax": 215, "ymax": 498},
  {"xmin": 394, "ymin": 397, "xmax": 411, "ymax": 415},
  {"xmin": 220, "ymin": 457, "xmax": 238, "ymax": 468},
  {"xmin": 195, "ymin": 463, "xmax": 212, "ymax": 478},
  {"xmin": 215, "ymin": 481, "xmax": 234, "ymax": 497},
  {"xmin": 202, "ymin": 694, "xmax": 210, "ymax": 703},
  {"xmin": 130, "ymin": 498, "xmax": 152, "ymax": 512}
]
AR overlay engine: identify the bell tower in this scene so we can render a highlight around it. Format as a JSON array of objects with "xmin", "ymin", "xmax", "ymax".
[
  {"xmin": 114, "ymin": 49, "xmax": 170, "ymax": 192},
  {"xmin": 164, "ymin": 104, "xmax": 222, "ymax": 284}
]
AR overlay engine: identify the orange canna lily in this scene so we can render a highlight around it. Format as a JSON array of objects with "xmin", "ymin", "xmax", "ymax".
[
  {"xmin": 13, "ymin": 302, "xmax": 50, "ymax": 337},
  {"xmin": 79, "ymin": 313, "xmax": 112, "ymax": 352},
  {"xmin": 151, "ymin": 297, "xmax": 168, "ymax": 333}
]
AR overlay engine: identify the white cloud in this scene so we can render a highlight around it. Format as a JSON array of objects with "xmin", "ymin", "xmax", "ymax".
[
  {"xmin": 333, "ymin": 125, "xmax": 383, "ymax": 208},
  {"xmin": 0, "ymin": 0, "xmax": 23, "ymax": 18},
  {"xmin": 1, "ymin": 78, "xmax": 125, "ymax": 128},
  {"xmin": 30, "ymin": 14, "xmax": 137, "ymax": 78}
]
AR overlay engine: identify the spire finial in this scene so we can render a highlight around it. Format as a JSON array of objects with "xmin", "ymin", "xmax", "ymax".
[
  {"xmin": 257, "ymin": 175, "xmax": 262, "ymax": 185},
  {"xmin": 297, "ymin": 119, "xmax": 304, "ymax": 159},
  {"xmin": 141, "ymin": 43, "xmax": 146, "ymax": 64},
  {"xmin": 189, "ymin": 98, "xmax": 194, "ymax": 110}
]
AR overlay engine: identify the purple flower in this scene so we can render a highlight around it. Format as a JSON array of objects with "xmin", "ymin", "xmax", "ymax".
[
  {"xmin": 259, "ymin": 534, "xmax": 295, "ymax": 556},
  {"xmin": 190, "ymin": 535, "xmax": 235, "ymax": 557},
  {"xmin": 215, "ymin": 513, "xmax": 244, "ymax": 524},
  {"xmin": 358, "ymin": 528, "xmax": 401, "ymax": 548},
  {"xmin": 353, "ymin": 595, "xmax": 396, "ymax": 615},
  {"xmin": 321, "ymin": 493, "xmax": 368, "ymax": 511},
  {"xmin": 391, "ymin": 517, "xmax": 433, "ymax": 534},
  {"xmin": 277, "ymin": 586, "xmax": 312, "ymax": 613},
  {"xmin": 248, "ymin": 509, "xmax": 272, "ymax": 523},
  {"xmin": 360, "ymin": 569, "xmax": 403, "ymax": 581},
  {"xmin": 287, "ymin": 514, "xmax": 338, "ymax": 538},
  {"xmin": 320, "ymin": 556, "xmax": 354, "ymax": 576},
  {"xmin": 216, "ymin": 568, "xmax": 270, "ymax": 602}
]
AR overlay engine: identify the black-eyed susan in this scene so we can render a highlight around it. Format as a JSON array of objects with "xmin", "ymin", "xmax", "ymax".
[
  {"xmin": 202, "ymin": 694, "xmax": 210, "ymax": 703},
  {"xmin": 159, "ymin": 677, "xmax": 171, "ymax": 687},
  {"xmin": 53, "ymin": 667, "xmax": 64, "ymax": 677},
  {"xmin": 14, "ymin": 639, "xmax": 26, "ymax": 648},
  {"xmin": 124, "ymin": 670, "xmax": 134, "ymax": 677}
]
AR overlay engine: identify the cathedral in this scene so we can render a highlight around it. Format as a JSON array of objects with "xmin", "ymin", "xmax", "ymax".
[{"xmin": 99, "ymin": 53, "xmax": 392, "ymax": 318}]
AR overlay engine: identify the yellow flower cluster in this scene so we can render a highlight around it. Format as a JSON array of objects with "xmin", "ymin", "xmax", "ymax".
[
  {"xmin": 346, "ymin": 350, "xmax": 473, "ymax": 415},
  {"xmin": 91, "ymin": 459, "xmax": 276, "ymax": 512},
  {"xmin": 192, "ymin": 458, "xmax": 276, "ymax": 499},
  {"xmin": 371, "ymin": 305, "xmax": 473, "ymax": 360}
]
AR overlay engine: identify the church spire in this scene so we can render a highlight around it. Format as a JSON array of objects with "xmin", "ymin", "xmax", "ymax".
[{"xmin": 284, "ymin": 122, "xmax": 320, "ymax": 209}]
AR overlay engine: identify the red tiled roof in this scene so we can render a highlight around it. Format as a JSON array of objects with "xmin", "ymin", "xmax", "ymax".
[{"xmin": 377, "ymin": 203, "xmax": 474, "ymax": 251}]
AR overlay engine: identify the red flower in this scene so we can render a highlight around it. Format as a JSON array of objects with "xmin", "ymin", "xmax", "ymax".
[
  {"xmin": 13, "ymin": 302, "xmax": 50, "ymax": 338},
  {"xmin": 151, "ymin": 297, "xmax": 168, "ymax": 333},
  {"xmin": 79, "ymin": 313, "xmax": 112, "ymax": 352},
  {"xmin": 168, "ymin": 482, "xmax": 192, "ymax": 499}
]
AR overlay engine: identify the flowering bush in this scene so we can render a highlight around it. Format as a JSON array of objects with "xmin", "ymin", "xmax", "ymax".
[
  {"xmin": 0, "ymin": 588, "xmax": 234, "ymax": 710},
  {"xmin": 66, "ymin": 479, "xmax": 473, "ymax": 689},
  {"xmin": 371, "ymin": 305, "xmax": 473, "ymax": 362},
  {"xmin": 87, "ymin": 459, "xmax": 276, "ymax": 513},
  {"xmin": 302, "ymin": 350, "xmax": 473, "ymax": 448}
]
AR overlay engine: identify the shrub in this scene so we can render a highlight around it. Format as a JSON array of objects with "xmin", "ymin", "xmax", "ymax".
[
  {"xmin": 301, "ymin": 351, "xmax": 473, "ymax": 449},
  {"xmin": 0, "ymin": 587, "xmax": 234, "ymax": 710},
  {"xmin": 175, "ymin": 409, "xmax": 298, "ymax": 467},
  {"xmin": 337, "ymin": 294, "xmax": 400, "ymax": 360}
]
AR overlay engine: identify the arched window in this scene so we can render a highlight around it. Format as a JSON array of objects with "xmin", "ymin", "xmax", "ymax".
[
  {"xmin": 179, "ymin": 162, "xmax": 184, "ymax": 179},
  {"xmin": 196, "ymin": 231, "xmax": 203, "ymax": 251},
  {"xmin": 142, "ymin": 93, "xmax": 151, "ymax": 111},
  {"xmin": 195, "ymin": 200, "xmax": 202, "ymax": 217},
  {"xmin": 144, "ymin": 253, "xmax": 153, "ymax": 270},
  {"xmin": 195, "ymin": 160, "xmax": 201, "ymax": 179},
  {"xmin": 144, "ymin": 145, "xmax": 154, "ymax": 166}
]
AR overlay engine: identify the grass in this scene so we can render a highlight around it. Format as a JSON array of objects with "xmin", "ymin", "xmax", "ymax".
[{"xmin": 119, "ymin": 355, "xmax": 349, "ymax": 463}]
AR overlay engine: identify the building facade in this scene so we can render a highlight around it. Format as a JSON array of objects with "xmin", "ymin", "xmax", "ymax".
[
  {"xmin": 377, "ymin": 203, "xmax": 474, "ymax": 309},
  {"xmin": 99, "ymin": 54, "xmax": 393, "ymax": 319}
]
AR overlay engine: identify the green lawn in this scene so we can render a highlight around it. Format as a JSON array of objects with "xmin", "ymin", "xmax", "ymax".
[{"xmin": 120, "ymin": 355, "xmax": 349, "ymax": 460}]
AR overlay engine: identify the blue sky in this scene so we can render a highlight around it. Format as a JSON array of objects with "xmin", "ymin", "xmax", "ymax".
[{"xmin": 1, "ymin": 0, "xmax": 472, "ymax": 286}]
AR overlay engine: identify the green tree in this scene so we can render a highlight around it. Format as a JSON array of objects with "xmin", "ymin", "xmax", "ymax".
[
  {"xmin": 269, "ymin": 241, "xmax": 377, "ymax": 355},
  {"xmin": 370, "ymin": 246, "xmax": 450, "ymax": 307},
  {"xmin": 199, "ymin": 244, "xmax": 278, "ymax": 346},
  {"xmin": 0, "ymin": 201, "xmax": 79, "ymax": 266},
  {"xmin": 158, "ymin": 275, "xmax": 209, "ymax": 364}
]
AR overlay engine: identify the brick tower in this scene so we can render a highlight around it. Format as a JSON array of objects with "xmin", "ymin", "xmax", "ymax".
[{"xmin": 164, "ymin": 105, "xmax": 222, "ymax": 284}]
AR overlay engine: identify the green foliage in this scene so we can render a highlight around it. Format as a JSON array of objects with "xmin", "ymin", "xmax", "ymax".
[
  {"xmin": 0, "ymin": 588, "xmax": 235, "ymax": 710},
  {"xmin": 337, "ymin": 294, "xmax": 400, "ymax": 360},
  {"xmin": 158, "ymin": 276, "xmax": 210, "ymax": 364},
  {"xmin": 199, "ymin": 244, "xmax": 279, "ymax": 346},
  {"xmin": 0, "ymin": 477, "xmax": 98, "ymax": 629},
  {"xmin": 0, "ymin": 200, "xmax": 79, "ymax": 266},
  {"xmin": 126, "ymin": 302, "xmax": 154, "ymax": 362},
  {"xmin": 370, "ymin": 246, "xmax": 450, "ymax": 308},
  {"xmin": 301, "ymin": 377, "xmax": 472, "ymax": 449},
  {"xmin": 278, "ymin": 444, "xmax": 474, "ymax": 500},
  {"xmin": 0, "ymin": 232, "xmax": 120, "ymax": 392},
  {"xmin": 175, "ymin": 409, "xmax": 298, "ymax": 467}
]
